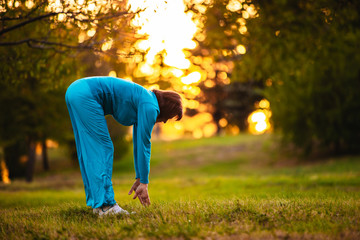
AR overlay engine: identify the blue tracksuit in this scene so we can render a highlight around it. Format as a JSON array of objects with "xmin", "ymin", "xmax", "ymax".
[{"xmin": 65, "ymin": 77, "xmax": 159, "ymax": 208}]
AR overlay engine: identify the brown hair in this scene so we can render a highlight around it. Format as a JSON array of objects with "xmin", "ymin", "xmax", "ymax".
[{"xmin": 152, "ymin": 89, "xmax": 183, "ymax": 122}]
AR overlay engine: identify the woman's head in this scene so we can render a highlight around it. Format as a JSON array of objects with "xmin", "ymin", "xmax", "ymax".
[{"xmin": 152, "ymin": 89, "xmax": 183, "ymax": 123}]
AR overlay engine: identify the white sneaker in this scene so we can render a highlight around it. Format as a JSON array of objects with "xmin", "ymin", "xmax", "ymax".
[
  {"xmin": 93, "ymin": 203, "xmax": 129, "ymax": 216},
  {"xmin": 93, "ymin": 208, "xmax": 100, "ymax": 214}
]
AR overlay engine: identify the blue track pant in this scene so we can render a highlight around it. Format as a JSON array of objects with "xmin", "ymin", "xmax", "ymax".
[{"xmin": 65, "ymin": 80, "xmax": 116, "ymax": 208}]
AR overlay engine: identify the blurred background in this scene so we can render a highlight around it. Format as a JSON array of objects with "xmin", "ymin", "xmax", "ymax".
[{"xmin": 0, "ymin": 0, "xmax": 359, "ymax": 184}]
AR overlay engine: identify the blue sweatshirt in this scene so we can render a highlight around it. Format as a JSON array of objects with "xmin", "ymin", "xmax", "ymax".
[{"xmin": 84, "ymin": 76, "xmax": 159, "ymax": 184}]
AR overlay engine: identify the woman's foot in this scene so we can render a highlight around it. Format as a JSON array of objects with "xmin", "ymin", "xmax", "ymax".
[{"xmin": 93, "ymin": 203, "xmax": 129, "ymax": 216}]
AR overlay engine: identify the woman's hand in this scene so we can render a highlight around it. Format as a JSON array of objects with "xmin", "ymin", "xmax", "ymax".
[
  {"xmin": 128, "ymin": 178, "xmax": 141, "ymax": 195},
  {"xmin": 131, "ymin": 183, "xmax": 151, "ymax": 206}
]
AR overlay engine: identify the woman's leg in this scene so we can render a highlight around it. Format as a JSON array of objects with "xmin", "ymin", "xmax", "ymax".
[{"xmin": 65, "ymin": 82, "xmax": 116, "ymax": 209}]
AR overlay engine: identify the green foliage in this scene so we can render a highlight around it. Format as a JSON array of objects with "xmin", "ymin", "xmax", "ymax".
[
  {"xmin": 0, "ymin": 38, "xmax": 79, "ymax": 178},
  {"xmin": 242, "ymin": 0, "xmax": 360, "ymax": 153}
]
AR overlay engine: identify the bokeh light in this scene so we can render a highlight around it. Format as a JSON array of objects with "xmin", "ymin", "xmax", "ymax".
[
  {"xmin": 181, "ymin": 72, "xmax": 202, "ymax": 85},
  {"xmin": 108, "ymin": 71, "xmax": 117, "ymax": 78},
  {"xmin": 248, "ymin": 99, "xmax": 272, "ymax": 135},
  {"xmin": 0, "ymin": 160, "xmax": 11, "ymax": 184}
]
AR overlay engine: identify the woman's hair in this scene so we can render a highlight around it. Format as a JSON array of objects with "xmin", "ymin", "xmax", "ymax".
[{"xmin": 152, "ymin": 89, "xmax": 183, "ymax": 121}]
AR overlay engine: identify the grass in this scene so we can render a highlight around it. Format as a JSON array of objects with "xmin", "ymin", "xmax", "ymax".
[{"xmin": 1, "ymin": 134, "xmax": 360, "ymax": 239}]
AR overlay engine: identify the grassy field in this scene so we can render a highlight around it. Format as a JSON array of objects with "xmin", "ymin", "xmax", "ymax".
[{"xmin": 0, "ymin": 134, "xmax": 360, "ymax": 239}]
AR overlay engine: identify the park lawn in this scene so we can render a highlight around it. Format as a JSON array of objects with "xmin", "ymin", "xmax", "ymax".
[{"xmin": 0, "ymin": 134, "xmax": 360, "ymax": 239}]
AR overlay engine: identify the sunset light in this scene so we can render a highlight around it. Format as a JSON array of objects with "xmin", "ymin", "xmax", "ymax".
[
  {"xmin": 129, "ymin": 0, "xmax": 197, "ymax": 68},
  {"xmin": 160, "ymin": 112, "xmax": 217, "ymax": 140},
  {"xmin": 181, "ymin": 71, "xmax": 202, "ymax": 85},
  {"xmin": 248, "ymin": 99, "xmax": 272, "ymax": 134},
  {"xmin": 1, "ymin": 1, "xmax": 358, "ymax": 233},
  {"xmin": 127, "ymin": 0, "xmax": 218, "ymax": 139},
  {"xmin": 0, "ymin": 160, "xmax": 10, "ymax": 184}
]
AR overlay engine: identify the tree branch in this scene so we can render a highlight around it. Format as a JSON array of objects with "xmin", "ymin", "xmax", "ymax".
[
  {"xmin": 0, "ymin": 8, "xmax": 142, "ymax": 36},
  {"xmin": 0, "ymin": 38, "xmax": 30, "ymax": 46},
  {"xmin": 0, "ymin": 38, "xmax": 92, "ymax": 49},
  {"xmin": 0, "ymin": 38, "xmax": 132, "ymax": 57},
  {"xmin": 0, "ymin": 12, "xmax": 60, "ymax": 36},
  {"xmin": 74, "ymin": 9, "xmax": 142, "ymax": 23}
]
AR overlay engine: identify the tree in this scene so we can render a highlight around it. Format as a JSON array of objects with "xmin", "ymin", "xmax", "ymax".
[
  {"xmin": 0, "ymin": 0, "xmax": 139, "ymax": 181},
  {"xmin": 187, "ymin": 0, "xmax": 263, "ymax": 133},
  {"xmin": 241, "ymin": 0, "xmax": 360, "ymax": 154},
  {"xmin": 0, "ymin": 40, "xmax": 80, "ymax": 180},
  {"xmin": 0, "ymin": 1, "xmax": 139, "ymax": 52}
]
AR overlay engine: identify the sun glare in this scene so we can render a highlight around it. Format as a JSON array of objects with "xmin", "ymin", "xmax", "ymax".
[
  {"xmin": 181, "ymin": 71, "xmax": 202, "ymax": 85},
  {"xmin": 127, "ymin": 0, "xmax": 265, "ymax": 139},
  {"xmin": 129, "ymin": 0, "xmax": 197, "ymax": 68}
]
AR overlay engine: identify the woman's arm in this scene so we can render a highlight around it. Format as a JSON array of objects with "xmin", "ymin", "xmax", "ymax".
[
  {"xmin": 129, "ymin": 103, "xmax": 158, "ymax": 206},
  {"xmin": 132, "ymin": 124, "xmax": 140, "ymax": 179},
  {"xmin": 135, "ymin": 103, "xmax": 158, "ymax": 184}
]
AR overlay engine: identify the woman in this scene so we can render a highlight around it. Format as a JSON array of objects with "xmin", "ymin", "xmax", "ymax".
[{"xmin": 65, "ymin": 76, "xmax": 182, "ymax": 216}]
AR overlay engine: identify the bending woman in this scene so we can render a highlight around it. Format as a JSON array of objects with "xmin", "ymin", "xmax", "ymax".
[{"xmin": 65, "ymin": 76, "xmax": 182, "ymax": 216}]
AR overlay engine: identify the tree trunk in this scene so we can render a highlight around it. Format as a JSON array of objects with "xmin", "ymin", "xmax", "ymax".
[
  {"xmin": 42, "ymin": 139, "xmax": 49, "ymax": 171},
  {"xmin": 25, "ymin": 139, "xmax": 36, "ymax": 182},
  {"xmin": 3, "ymin": 141, "xmax": 27, "ymax": 179},
  {"xmin": 213, "ymin": 110, "xmax": 222, "ymax": 135}
]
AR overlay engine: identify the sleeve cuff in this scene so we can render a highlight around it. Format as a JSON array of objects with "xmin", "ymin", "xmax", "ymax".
[{"xmin": 140, "ymin": 178, "xmax": 149, "ymax": 184}]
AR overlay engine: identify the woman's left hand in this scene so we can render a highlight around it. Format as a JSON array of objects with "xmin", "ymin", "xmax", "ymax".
[{"xmin": 128, "ymin": 178, "xmax": 141, "ymax": 195}]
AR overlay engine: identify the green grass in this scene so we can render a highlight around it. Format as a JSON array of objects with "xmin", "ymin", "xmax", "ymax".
[{"xmin": 1, "ymin": 134, "xmax": 360, "ymax": 239}]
